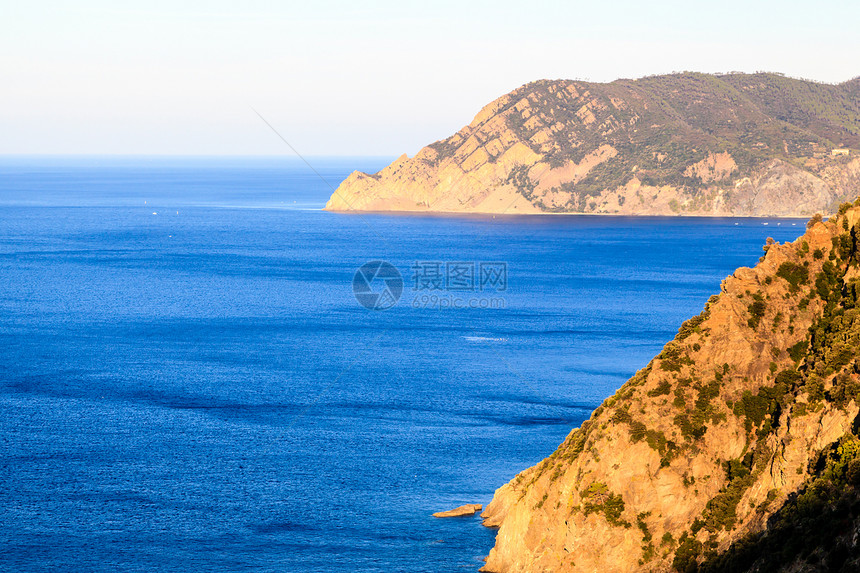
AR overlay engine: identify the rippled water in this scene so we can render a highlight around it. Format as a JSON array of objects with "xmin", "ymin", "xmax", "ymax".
[{"xmin": 0, "ymin": 157, "xmax": 809, "ymax": 571}]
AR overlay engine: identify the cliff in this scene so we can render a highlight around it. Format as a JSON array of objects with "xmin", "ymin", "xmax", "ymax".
[
  {"xmin": 480, "ymin": 199, "xmax": 860, "ymax": 572},
  {"xmin": 326, "ymin": 73, "xmax": 860, "ymax": 216}
]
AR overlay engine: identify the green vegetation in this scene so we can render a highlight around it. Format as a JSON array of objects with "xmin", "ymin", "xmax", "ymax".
[
  {"xmin": 581, "ymin": 482, "xmax": 630, "ymax": 527},
  {"xmin": 701, "ymin": 456, "xmax": 756, "ymax": 532},
  {"xmin": 771, "ymin": 311, "xmax": 783, "ymax": 331},
  {"xmin": 805, "ymin": 222, "xmax": 860, "ymax": 381},
  {"xmin": 668, "ymin": 210, "xmax": 860, "ymax": 571},
  {"xmin": 808, "ymin": 213, "xmax": 824, "ymax": 228},
  {"xmin": 775, "ymin": 261, "xmax": 809, "ymax": 293},
  {"xmin": 677, "ymin": 312, "xmax": 708, "ymax": 340},
  {"xmin": 662, "ymin": 532, "xmax": 675, "ymax": 548},
  {"xmin": 630, "ymin": 422, "xmax": 677, "ymax": 466},
  {"xmin": 755, "ymin": 488, "xmax": 780, "ymax": 515},
  {"xmin": 637, "ymin": 512, "xmax": 656, "ymax": 564},
  {"xmin": 647, "ymin": 381, "xmax": 672, "ymax": 397},
  {"xmin": 830, "ymin": 371, "xmax": 860, "ymax": 409},
  {"xmin": 815, "ymin": 260, "xmax": 841, "ymax": 300},
  {"xmin": 673, "ymin": 378, "xmax": 724, "ymax": 441},
  {"xmin": 636, "ymin": 511, "xmax": 652, "ymax": 542},
  {"xmin": 731, "ymin": 371, "xmax": 798, "ymax": 436},
  {"xmin": 555, "ymin": 420, "xmax": 592, "ymax": 462},
  {"xmin": 673, "ymin": 382, "xmax": 689, "ymax": 408},
  {"xmin": 746, "ymin": 294, "xmax": 767, "ymax": 329},
  {"xmin": 538, "ymin": 207, "xmax": 860, "ymax": 573},
  {"xmin": 698, "ymin": 436, "xmax": 860, "ymax": 572},
  {"xmin": 804, "ymin": 374, "xmax": 825, "ymax": 402},
  {"xmin": 660, "ymin": 343, "xmax": 694, "ymax": 372},
  {"xmin": 506, "ymin": 164, "xmax": 537, "ymax": 196},
  {"xmin": 673, "ymin": 532, "xmax": 704, "ymax": 573},
  {"xmin": 675, "ymin": 295, "xmax": 719, "ymax": 342},
  {"xmin": 614, "ymin": 404, "xmax": 678, "ymax": 465},
  {"xmin": 495, "ymin": 73, "xmax": 860, "ymax": 209},
  {"xmin": 788, "ymin": 339, "xmax": 809, "ymax": 362}
]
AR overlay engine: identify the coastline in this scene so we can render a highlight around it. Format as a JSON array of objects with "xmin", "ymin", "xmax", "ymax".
[{"xmin": 323, "ymin": 206, "xmax": 821, "ymax": 219}]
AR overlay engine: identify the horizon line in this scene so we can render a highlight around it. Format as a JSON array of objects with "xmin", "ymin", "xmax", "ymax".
[{"xmin": 0, "ymin": 154, "xmax": 399, "ymax": 161}]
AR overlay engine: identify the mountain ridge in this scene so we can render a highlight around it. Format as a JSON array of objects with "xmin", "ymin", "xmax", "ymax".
[{"xmin": 326, "ymin": 72, "xmax": 860, "ymax": 216}]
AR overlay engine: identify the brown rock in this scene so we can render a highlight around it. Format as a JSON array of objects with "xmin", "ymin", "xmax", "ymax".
[
  {"xmin": 432, "ymin": 504, "xmax": 483, "ymax": 518},
  {"xmin": 480, "ymin": 205, "xmax": 860, "ymax": 572},
  {"xmin": 326, "ymin": 73, "xmax": 860, "ymax": 217}
]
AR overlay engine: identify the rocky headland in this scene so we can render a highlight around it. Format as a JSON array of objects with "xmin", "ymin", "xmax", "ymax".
[
  {"xmin": 326, "ymin": 73, "xmax": 860, "ymax": 217},
  {"xmin": 479, "ymin": 199, "xmax": 860, "ymax": 572}
]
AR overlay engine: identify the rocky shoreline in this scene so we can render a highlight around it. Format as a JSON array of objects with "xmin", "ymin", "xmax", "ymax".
[
  {"xmin": 477, "ymin": 201, "xmax": 860, "ymax": 571},
  {"xmin": 327, "ymin": 73, "xmax": 859, "ymax": 218}
]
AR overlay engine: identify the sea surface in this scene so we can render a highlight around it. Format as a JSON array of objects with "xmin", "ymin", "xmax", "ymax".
[{"xmin": 0, "ymin": 157, "xmax": 810, "ymax": 572}]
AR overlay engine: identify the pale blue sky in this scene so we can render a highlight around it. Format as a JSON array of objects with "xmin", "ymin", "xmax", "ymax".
[{"xmin": 2, "ymin": 0, "xmax": 858, "ymax": 155}]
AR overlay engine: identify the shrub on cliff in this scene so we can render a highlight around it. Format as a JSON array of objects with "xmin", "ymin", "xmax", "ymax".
[
  {"xmin": 581, "ymin": 482, "xmax": 630, "ymax": 527},
  {"xmin": 647, "ymin": 381, "xmax": 672, "ymax": 397},
  {"xmin": 747, "ymin": 295, "xmax": 767, "ymax": 329},
  {"xmin": 807, "ymin": 213, "xmax": 824, "ymax": 228},
  {"xmin": 699, "ymin": 437, "xmax": 860, "ymax": 572},
  {"xmin": 776, "ymin": 261, "xmax": 809, "ymax": 292}
]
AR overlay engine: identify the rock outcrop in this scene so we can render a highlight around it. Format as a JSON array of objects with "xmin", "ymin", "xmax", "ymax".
[
  {"xmin": 433, "ymin": 504, "xmax": 483, "ymax": 518},
  {"xmin": 480, "ymin": 199, "xmax": 860, "ymax": 572},
  {"xmin": 326, "ymin": 73, "xmax": 860, "ymax": 216}
]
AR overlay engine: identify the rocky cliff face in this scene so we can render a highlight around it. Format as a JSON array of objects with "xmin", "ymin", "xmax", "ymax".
[
  {"xmin": 326, "ymin": 73, "xmax": 860, "ymax": 216},
  {"xmin": 479, "ymin": 200, "xmax": 860, "ymax": 572}
]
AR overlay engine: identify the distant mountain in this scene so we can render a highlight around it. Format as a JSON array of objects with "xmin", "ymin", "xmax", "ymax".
[
  {"xmin": 480, "ymin": 201, "xmax": 860, "ymax": 572},
  {"xmin": 326, "ymin": 73, "xmax": 860, "ymax": 216}
]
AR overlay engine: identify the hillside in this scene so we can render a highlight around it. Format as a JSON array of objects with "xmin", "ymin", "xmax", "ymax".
[
  {"xmin": 479, "ymin": 199, "xmax": 860, "ymax": 572},
  {"xmin": 326, "ymin": 73, "xmax": 860, "ymax": 216}
]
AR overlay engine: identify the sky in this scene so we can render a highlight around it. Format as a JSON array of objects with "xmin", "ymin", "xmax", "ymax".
[{"xmin": 2, "ymin": 0, "xmax": 859, "ymax": 156}]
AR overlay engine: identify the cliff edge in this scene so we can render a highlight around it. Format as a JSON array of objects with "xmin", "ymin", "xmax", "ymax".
[
  {"xmin": 481, "ymin": 199, "xmax": 860, "ymax": 572},
  {"xmin": 326, "ymin": 73, "xmax": 860, "ymax": 216}
]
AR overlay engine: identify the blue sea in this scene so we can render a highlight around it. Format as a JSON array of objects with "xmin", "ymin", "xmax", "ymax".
[{"xmin": 0, "ymin": 157, "xmax": 809, "ymax": 572}]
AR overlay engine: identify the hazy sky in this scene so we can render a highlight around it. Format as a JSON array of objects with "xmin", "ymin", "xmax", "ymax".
[{"xmin": 3, "ymin": 0, "xmax": 858, "ymax": 156}]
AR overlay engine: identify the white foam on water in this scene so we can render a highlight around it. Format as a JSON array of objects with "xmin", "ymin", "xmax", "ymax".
[{"xmin": 464, "ymin": 336, "xmax": 508, "ymax": 343}]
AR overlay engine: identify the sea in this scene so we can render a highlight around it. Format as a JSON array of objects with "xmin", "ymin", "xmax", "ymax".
[{"xmin": 0, "ymin": 156, "xmax": 809, "ymax": 572}]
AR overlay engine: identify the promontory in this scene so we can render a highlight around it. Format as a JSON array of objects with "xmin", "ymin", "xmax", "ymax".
[
  {"xmin": 326, "ymin": 72, "xmax": 859, "ymax": 217},
  {"xmin": 480, "ymin": 200, "xmax": 860, "ymax": 571}
]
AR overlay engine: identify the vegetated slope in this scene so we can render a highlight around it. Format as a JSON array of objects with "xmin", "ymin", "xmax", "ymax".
[
  {"xmin": 326, "ymin": 73, "xmax": 860, "ymax": 216},
  {"xmin": 480, "ymin": 198, "xmax": 860, "ymax": 572}
]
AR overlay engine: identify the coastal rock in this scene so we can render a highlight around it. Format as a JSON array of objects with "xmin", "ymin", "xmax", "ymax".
[
  {"xmin": 326, "ymin": 73, "xmax": 860, "ymax": 216},
  {"xmin": 433, "ymin": 504, "xmax": 483, "ymax": 518},
  {"xmin": 481, "ymin": 200, "xmax": 860, "ymax": 571}
]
